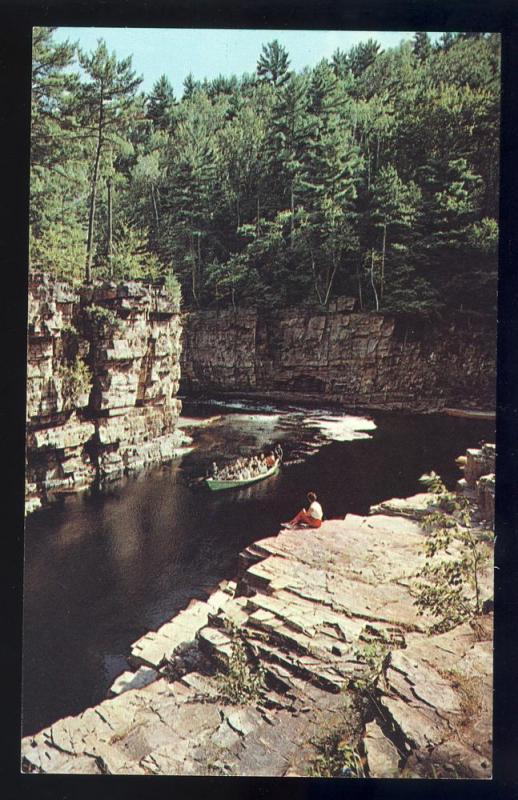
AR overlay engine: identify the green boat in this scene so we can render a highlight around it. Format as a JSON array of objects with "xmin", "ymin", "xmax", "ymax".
[{"xmin": 205, "ymin": 460, "xmax": 280, "ymax": 491}]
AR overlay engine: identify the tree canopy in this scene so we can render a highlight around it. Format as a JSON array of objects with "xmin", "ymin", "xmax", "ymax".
[{"xmin": 30, "ymin": 29, "xmax": 500, "ymax": 317}]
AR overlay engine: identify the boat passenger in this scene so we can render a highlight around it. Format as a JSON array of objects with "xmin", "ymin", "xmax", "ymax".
[
  {"xmin": 265, "ymin": 452, "xmax": 276, "ymax": 468},
  {"xmin": 282, "ymin": 492, "xmax": 323, "ymax": 530}
]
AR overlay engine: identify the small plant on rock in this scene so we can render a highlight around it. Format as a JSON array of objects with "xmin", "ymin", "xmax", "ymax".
[
  {"xmin": 59, "ymin": 355, "xmax": 92, "ymax": 409},
  {"xmin": 215, "ymin": 622, "xmax": 265, "ymax": 705},
  {"xmin": 350, "ymin": 641, "xmax": 389, "ymax": 694},
  {"xmin": 307, "ymin": 730, "xmax": 365, "ymax": 778},
  {"xmin": 413, "ymin": 472, "xmax": 493, "ymax": 633},
  {"xmin": 84, "ymin": 304, "xmax": 120, "ymax": 338}
]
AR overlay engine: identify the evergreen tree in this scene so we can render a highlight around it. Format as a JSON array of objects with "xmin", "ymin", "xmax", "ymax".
[
  {"xmin": 31, "ymin": 29, "xmax": 499, "ymax": 317},
  {"xmin": 76, "ymin": 40, "xmax": 142, "ymax": 281},
  {"xmin": 348, "ymin": 39, "xmax": 382, "ymax": 78},
  {"xmin": 182, "ymin": 72, "xmax": 201, "ymax": 100},
  {"xmin": 147, "ymin": 75, "xmax": 176, "ymax": 130},
  {"xmin": 413, "ymin": 32, "xmax": 432, "ymax": 62},
  {"xmin": 300, "ymin": 64, "xmax": 362, "ymax": 305},
  {"xmin": 257, "ymin": 40, "xmax": 291, "ymax": 87},
  {"xmin": 331, "ymin": 48, "xmax": 350, "ymax": 79}
]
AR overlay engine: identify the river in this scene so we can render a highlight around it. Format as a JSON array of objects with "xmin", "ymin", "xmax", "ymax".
[{"xmin": 21, "ymin": 399, "xmax": 494, "ymax": 736}]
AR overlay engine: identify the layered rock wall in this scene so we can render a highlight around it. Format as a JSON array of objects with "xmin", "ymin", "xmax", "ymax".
[
  {"xmin": 181, "ymin": 305, "xmax": 496, "ymax": 411},
  {"xmin": 26, "ymin": 274, "xmax": 184, "ymax": 512}
]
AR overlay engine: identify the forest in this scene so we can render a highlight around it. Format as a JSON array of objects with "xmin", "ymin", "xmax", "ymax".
[{"xmin": 30, "ymin": 28, "xmax": 500, "ymax": 317}]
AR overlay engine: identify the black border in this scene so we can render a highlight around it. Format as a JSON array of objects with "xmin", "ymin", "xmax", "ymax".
[{"xmin": 2, "ymin": 1, "xmax": 518, "ymax": 799}]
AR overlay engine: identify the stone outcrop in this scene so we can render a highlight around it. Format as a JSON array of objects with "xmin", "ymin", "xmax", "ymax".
[
  {"xmin": 25, "ymin": 274, "xmax": 184, "ymax": 512},
  {"xmin": 22, "ymin": 506, "xmax": 493, "ymax": 778},
  {"xmin": 456, "ymin": 443, "xmax": 496, "ymax": 521},
  {"xmin": 181, "ymin": 306, "xmax": 495, "ymax": 411}
]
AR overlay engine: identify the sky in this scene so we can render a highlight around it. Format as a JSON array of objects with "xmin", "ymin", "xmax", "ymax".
[{"xmin": 52, "ymin": 27, "xmax": 444, "ymax": 97}]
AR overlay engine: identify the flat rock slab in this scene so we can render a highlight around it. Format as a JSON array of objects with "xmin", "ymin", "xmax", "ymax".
[
  {"xmin": 22, "ymin": 514, "xmax": 493, "ymax": 778},
  {"xmin": 370, "ymin": 493, "xmax": 437, "ymax": 519}
]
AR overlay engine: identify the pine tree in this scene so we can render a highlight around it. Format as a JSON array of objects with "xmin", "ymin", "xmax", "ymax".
[
  {"xmin": 331, "ymin": 48, "xmax": 350, "ymax": 79},
  {"xmin": 264, "ymin": 74, "xmax": 310, "ymax": 232},
  {"xmin": 299, "ymin": 63, "xmax": 362, "ymax": 305},
  {"xmin": 76, "ymin": 40, "xmax": 142, "ymax": 281},
  {"xmin": 413, "ymin": 32, "xmax": 432, "ymax": 62},
  {"xmin": 257, "ymin": 40, "xmax": 291, "ymax": 87},
  {"xmin": 368, "ymin": 165, "xmax": 422, "ymax": 310},
  {"xmin": 348, "ymin": 39, "xmax": 382, "ymax": 78},
  {"xmin": 161, "ymin": 109, "xmax": 218, "ymax": 305},
  {"xmin": 147, "ymin": 75, "xmax": 176, "ymax": 130},
  {"xmin": 182, "ymin": 72, "xmax": 200, "ymax": 100}
]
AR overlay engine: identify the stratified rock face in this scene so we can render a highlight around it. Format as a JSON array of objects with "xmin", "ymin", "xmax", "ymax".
[
  {"xmin": 25, "ymin": 274, "xmax": 184, "ymax": 512},
  {"xmin": 181, "ymin": 307, "xmax": 496, "ymax": 411}
]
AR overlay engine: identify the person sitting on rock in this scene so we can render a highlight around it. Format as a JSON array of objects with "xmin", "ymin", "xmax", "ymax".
[{"xmin": 282, "ymin": 492, "xmax": 323, "ymax": 529}]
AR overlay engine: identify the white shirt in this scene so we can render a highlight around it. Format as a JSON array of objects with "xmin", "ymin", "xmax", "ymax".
[{"xmin": 308, "ymin": 501, "xmax": 323, "ymax": 520}]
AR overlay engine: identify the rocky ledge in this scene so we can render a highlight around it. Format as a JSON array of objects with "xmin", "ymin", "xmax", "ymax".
[{"xmin": 22, "ymin": 454, "xmax": 493, "ymax": 778}]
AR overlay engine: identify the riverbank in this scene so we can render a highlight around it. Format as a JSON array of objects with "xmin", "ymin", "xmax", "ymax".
[
  {"xmin": 181, "ymin": 389, "xmax": 496, "ymax": 419},
  {"xmin": 21, "ymin": 445, "xmax": 494, "ymax": 778}
]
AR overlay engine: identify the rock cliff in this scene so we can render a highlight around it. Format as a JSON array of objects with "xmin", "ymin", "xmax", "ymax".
[
  {"xmin": 25, "ymin": 274, "xmax": 184, "ymax": 513},
  {"xmin": 181, "ymin": 305, "xmax": 496, "ymax": 411}
]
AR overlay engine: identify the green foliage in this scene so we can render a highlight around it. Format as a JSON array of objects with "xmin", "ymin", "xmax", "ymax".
[
  {"xmin": 163, "ymin": 271, "xmax": 182, "ymax": 306},
  {"xmin": 307, "ymin": 731, "xmax": 365, "ymax": 778},
  {"xmin": 30, "ymin": 222, "xmax": 86, "ymax": 285},
  {"xmin": 257, "ymin": 40, "xmax": 291, "ymax": 87},
  {"xmin": 413, "ymin": 472, "xmax": 493, "ymax": 632},
  {"xmin": 32, "ymin": 30, "xmax": 499, "ymax": 315},
  {"xmin": 84, "ymin": 304, "xmax": 120, "ymax": 337},
  {"xmin": 59, "ymin": 355, "xmax": 92, "ymax": 408},
  {"xmin": 350, "ymin": 641, "xmax": 389, "ymax": 693},
  {"xmin": 215, "ymin": 623, "xmax": 265, "ymax": 705},
  {"xmin": 100, "ymin": 223, "xmax": 162, "ymax": 282}
]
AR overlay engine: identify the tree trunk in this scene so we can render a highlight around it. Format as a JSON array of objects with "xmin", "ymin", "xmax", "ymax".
[
  {"xmin": 85, "ymin": 85, "xmax": 104, "ymax": 284},
  {"xmin": 150, "ymin": 183, "xmax": 160, "ymax": 235},
  {"xmin": 107, "ymin": 177, "xmax": 113, "ymax": 279},
  {"xmin": 356, "ymin": 260, "xmax": 363, "ymax": 310},
  {"xmin": 370, "ymin": 250, "xmax": 379, "ymax": 311},
  {"xmin": 290, "ymin": 185, "xmax": 295, "ymax": 248},
  {"xmin": 323, "ymin": 260, "xmax": 338, "ymax": 306},
  {"xmin": 380, "ymin": 221, "xmax": 387, "ymax": 301},
  {"xmin": 190, "ymin": 234, "xmax": 198, "ymax": 306},
  {"xmin": 256, "ymin": 196, "xmax": 261, "ymax": 236},
  {"xmin": 197, "ymin": 232, "xmax": 202, "ymax": 305}
]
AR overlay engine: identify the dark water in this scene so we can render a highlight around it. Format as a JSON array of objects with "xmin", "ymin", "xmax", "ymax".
[{"xmin": 22, "ymin": 400, "xmax": 494, "ymax": 736}]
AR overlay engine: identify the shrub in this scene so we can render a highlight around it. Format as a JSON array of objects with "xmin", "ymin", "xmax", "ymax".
[
  {"xmin": 413, "ymin": 472, "xmax": 493, "ymax": 633},
  {"xmin": 215, "ymin": 623, "xmax": 265, "ymax": 705},
  {"xmin": 163, "ymin": 270, "xmax": 182, "ymax": 307},
  {"xmin": 307, "ymin": 731, "xmax": 365, "ymax": 778},
  {"xmin": 84, "ymin": 305, "xmax": 120, "ymax": 337},
  {"xmin": 59, "ymin": 355, "xmax": 92, "ymax": 409}
]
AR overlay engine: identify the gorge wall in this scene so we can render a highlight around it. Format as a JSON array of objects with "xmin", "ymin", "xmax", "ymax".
[
  {"xmin": 181, "ymin": 302, "xmax": 496, "ymax": 412},
  {"xmin": 25, "ymin": 274, "xmax": 183, "ymax": 513}
]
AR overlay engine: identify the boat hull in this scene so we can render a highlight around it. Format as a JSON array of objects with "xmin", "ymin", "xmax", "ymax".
[{"xmin": 205, "ymin": 464, "xmax": 279, "ymax": 491}]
